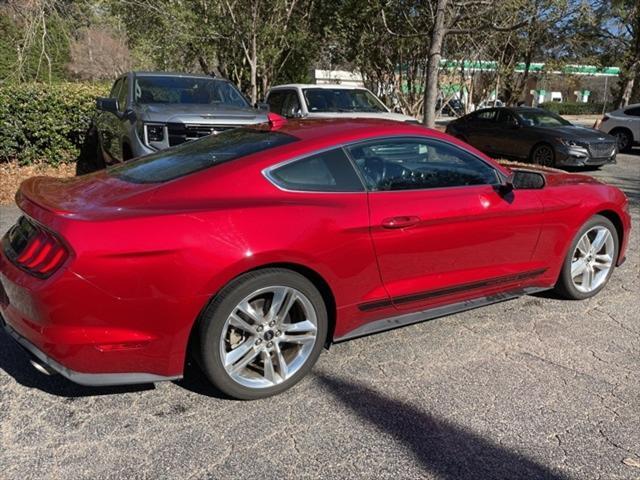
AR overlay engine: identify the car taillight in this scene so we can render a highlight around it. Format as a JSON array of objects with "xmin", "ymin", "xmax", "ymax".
[
  {"xmin": 602, "ymin": 115, "xmax": 609, "ymax": 122},
  {"xmin": 2, "ymin": 217, "xmax": 69, "ymax": 278}
]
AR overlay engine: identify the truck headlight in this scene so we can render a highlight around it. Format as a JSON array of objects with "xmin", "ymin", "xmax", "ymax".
[{"xmin": 146, "ymin": 124, "xmax": 164, "ymax": 142}]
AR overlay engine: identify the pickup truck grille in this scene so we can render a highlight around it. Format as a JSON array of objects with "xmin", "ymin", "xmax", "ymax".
[
  {"xmin": 167, "ymin": 123, "xmax": 235, "ymax": 146},
  {"xmin": 588, "ymin": 142, "xmax": 616, "ymax": 158}
]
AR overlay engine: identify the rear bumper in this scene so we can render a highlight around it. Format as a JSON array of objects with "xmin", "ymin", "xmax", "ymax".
[
  {"xmin": 1, "ymin": 313, "xmax": 180, "ymax": 386},
  {"xmin": 0, "ymin": 247, "xmax": 194, "ymax": 386}
]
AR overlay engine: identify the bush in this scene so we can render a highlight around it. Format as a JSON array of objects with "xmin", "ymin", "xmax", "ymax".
[
  {"xmin": 539, "ymin": 102, "xmax": 613, "ymax": 116},
  {"xmin": 0, "ymin": 82, "xmax": 108, "ymax": 165}
]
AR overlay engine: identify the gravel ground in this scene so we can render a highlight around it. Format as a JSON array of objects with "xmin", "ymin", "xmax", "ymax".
[{"xmin": 0, "ymin": 152, "xmax": 638, "ymax": 480}]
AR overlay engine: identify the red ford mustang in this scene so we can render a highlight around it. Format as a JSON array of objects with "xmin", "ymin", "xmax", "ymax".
[{"xmin": 0, "ymin": 118, "xmax": 631, "ymax": 399}]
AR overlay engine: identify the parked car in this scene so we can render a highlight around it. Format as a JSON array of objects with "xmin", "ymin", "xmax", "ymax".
[
  {"xmin": 265, "ymin": 84, "xmax": 418, "ymax": 123},
  {"xmin": 595, "ymin": 104, "xmax": 640, "ymax": 152},
  {"xmin": 1, "ymin": 119, "xmax": 630, "ymax": 399},
  {"xmin": 446, "ymin": 107, "xmax": 617, "ymax": 168},
  {"xmin": 436, "ymin": 98, "xmax": 464, "ymax": 117},
  {"xmin": 94, "ymin": 71, "xmax": 268, "ymax": 165}
]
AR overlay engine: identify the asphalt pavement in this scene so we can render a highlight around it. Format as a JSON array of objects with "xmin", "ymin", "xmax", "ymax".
[{"xmin": 0, "ymin": 152, "xmax": 638, "ymax": 479}]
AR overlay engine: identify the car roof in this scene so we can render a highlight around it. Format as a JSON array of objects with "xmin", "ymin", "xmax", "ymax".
[
  {"xmin": 270, "ymin": 83, "xmax": 366, "ymax": 90},
  {"xmin": 130, "ymin": 71, "xmax": 222, "ymax": 80}
]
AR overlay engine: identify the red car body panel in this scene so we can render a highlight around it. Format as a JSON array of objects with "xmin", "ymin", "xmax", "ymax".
[{"xmin": 0, "ymin": 119, "xmax": 631, "ymax": 384}]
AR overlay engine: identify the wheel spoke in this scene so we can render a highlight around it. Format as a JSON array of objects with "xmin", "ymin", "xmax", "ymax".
[
  {"xmin": 268, "ymin": 287, "xmax": 296, "ymax": 323},
  {"xmin": 262, "ymin": 350, "xmax": 277, "ymax": 384},
  {"xmin": 577, "ymin": 235, "xmax": 591, "ymax": 255},
  {"xmin": 281, "ymin": 333, "xmax": 316, "ymax": 345},
  {"xmin": 571, "ymin": 258, "xmax": 587, "ymax": 278},
  {"xmin": 282, "ymin": 319, "xmax": 317, "ymax": 334},
  {"xmin": 274, "ymin": 343, "xmax": 289, "ymax": 380},
  {"xmin": 225, "ymin": 339, "xmax": 256, "ymax": 367},
  {"xmin": 236, "ymin": 300, "xmax": 263, "ymax": 324},
  {"xmin": 581, "ymin": 266, "xmax": 594, "ymax": 289},
  {"xmin": 593, "ymin": 254, "xmax": 612, "ymax": 270},
  {"xmin": 590, "ymin": 229, "xmax": 609, "ymax": 253},
  {"xmin": 228, "ymin": 313, "xmax": 257, "ymax": 335}
]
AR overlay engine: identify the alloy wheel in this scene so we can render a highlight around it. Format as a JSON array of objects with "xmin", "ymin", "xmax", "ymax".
[
  {"xmin": 570, "ymin": 226, "xmax": 615, "ymax": 293},
  {"xmin": 614, "ymin": 131, "xmax": 631, "ymax": 151},
  {"xmin": 219, "ymin": 286, "xmax": 318, "ymax": 389},
  {"xmin": 533, "ymin": 145, "xmax": 554, "ymax": 166}
]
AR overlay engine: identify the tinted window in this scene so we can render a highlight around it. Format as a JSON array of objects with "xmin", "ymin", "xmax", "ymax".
[
  {"xmin": 346, "ymin": 138, "xmax": 498, "ymax": 191},
  {"xmin": 133, "ymin": 76, "xmax": 248, "ymax": 107},
  {"xmin": 110, "ymin": 128, "xmax": 298, "ymax": 183},
  {"xmin": 267, "ymin": 91, "xmax": 288, "ymax": 115},
  {"xmin": 473, "ymin": 110, "xmax": 497, "ymax": 122},
  {"xmin": 519, "ymin": 110, "xmax": 571, "ymax": 126},
  {"xmin": 302, "ymin": 88, "xmax": 387, "ymax": 113},
  {"xmin": 117, "ymin": 76, "xmax": 129, "ymax": 112},
  {"xmin": 269, "ymin": 148, "xmax": 364, "ymax": 192},
  {"xmin": 496, "ymin": 110, "xmax": 517, "ymax": 125},
  {"xmin": 282, "ymin": 91, "xmax": 301, "ymax": 117},
  {"xmin": 109, "ymin": 78, "xmax": 122, "ymax": 99},
  {"xmin": 624, "ymin": 107, "xmax": 640, "ymax": 117}
]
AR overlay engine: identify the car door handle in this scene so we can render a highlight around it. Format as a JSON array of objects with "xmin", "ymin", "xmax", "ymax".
[{"xmin": 381, "ymin": 216, "xmax": 421, "ymax": 229}]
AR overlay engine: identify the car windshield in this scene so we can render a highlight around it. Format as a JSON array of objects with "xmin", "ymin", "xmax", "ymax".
[
  {"xmin": 302, "ymin": 88, "xmax": 388, "ymax": 113},
  {"xmin": 109, "ymin": 128, "xmax": 298, "ymax": 183},
  {"xmin": 134, "ymin": 76, "xmax": 249, "ymax": 108},
  {"xmin": 518, "ymin": 110, "xmax": 571, "ymax": 127}
]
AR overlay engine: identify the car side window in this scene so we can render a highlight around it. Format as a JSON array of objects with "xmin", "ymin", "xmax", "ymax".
[
  {"xmin": 109, "ymin": 78, "xmax": 122, "ymax": 99},
  {"xmin": 268, "ymin": 148, "xmax": 364, "ymax": 192},
  {"xmin": 346, "ymin": 138, "xmax": 499, "ymax": 191},
  {"xmin": 266, "ymin": 91, "xmax": 287, "ymax": 116},
  {"xmin": 117, "ymin": 76, "xmax": 129, "ymax": 112},
  {"xmin": 496, "ymin": 110, "xmax": 518, "ymax": 126},
  {"xmin": 475, "ymin": 110, "xmax": 497, "ymax": 122},
  {"xmin": 623, "ymin": 107, "xmax": 640, "ymax": 117},
  {"xmin": 282, "ymin": 91, "xmax": 302, "ymax": 118}
]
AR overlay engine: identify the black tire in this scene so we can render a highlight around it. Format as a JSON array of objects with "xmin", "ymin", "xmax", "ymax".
[
  {"xmin": 198, "ymin": 268, "xmax": 328, "ymax": 400},
  {"xmin": 554, "ymin": 215, "xmax": 619, "ymax": 300},
  {"xmin": 611, "ymin": 128, "xmax": 633, "ymax": 153},
  {"xmin": 530, "ymin": 143, "xmax": 556, "ymax": 167},
  {"xmin": 94, "ymin": 134, "xmax": 106, "ymax": 170}
]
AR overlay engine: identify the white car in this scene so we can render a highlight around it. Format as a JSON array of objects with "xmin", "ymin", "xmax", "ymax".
[
  {"xmin": 596, "ymin": 104, "xmax": 640, "ymax": 152},
  {"xmin": 265, "ymin": 84, "xmax": 419, "ymax": 123}
]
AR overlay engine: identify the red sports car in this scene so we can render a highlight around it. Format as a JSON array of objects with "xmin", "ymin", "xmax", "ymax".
[{"xmin": 0, "ymin": 118, "xmax": 631, "ymax": 399}]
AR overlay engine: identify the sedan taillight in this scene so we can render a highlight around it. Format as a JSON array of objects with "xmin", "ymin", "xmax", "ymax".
[{"xmin": 2, "ymin": 217, "xmax": 69, "ymax": 278}]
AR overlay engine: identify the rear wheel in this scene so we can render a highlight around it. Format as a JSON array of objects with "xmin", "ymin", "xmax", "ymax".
[
  {"xmin": 611, "ymin": 128, "xmax": 633, "ymax": 152},
  {"xmin": 530, "ymin": 143, "xmax": 555, "ymax": 167},
  {"xmin": 554, "ymin": 215, "xmax": 618, "ymax": 300},
  {"xmin": 198, "ymin": 269, "xmax": 327, "ymax": 400}
]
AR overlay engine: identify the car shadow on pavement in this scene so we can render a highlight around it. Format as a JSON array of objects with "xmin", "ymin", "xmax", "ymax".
[
  {"xmin": 316, "ymin": 373, "xmax": 568, "ymax": 480},
  {"xmin": 0, "ymin": 330, "xmax": 155, "ymax": 397}
]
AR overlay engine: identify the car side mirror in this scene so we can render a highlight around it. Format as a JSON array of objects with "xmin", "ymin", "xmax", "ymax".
[
  {"xmin": 96, "ymin": 97, "xmax": 118, "ymax": 114},
  {"xmin": 255, "ymin": 102, "xmax": 269, "ymax": 111},
  {"xmin": 496, "ymin": 175, "xmax": 514, "ymax": 195},
  {"xmin": 512, "ymin": 170, "xmax": 545, "ymax": 189}
]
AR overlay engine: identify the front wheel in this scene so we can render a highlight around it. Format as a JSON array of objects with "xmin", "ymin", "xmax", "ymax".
[
  {"xmin": 554, "ymin": 215, "xmax": 619, "ymax": 300},
  {"xmin": 198, "ymin": 269, "xmax": 327, "ymax": 400},
  {"xmin": 530, "ymin": 143, "xmax": 556, "ymax": 167}
]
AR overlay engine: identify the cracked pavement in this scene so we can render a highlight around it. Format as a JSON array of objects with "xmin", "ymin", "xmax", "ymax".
[{"xmin": 0, "ymin": 152, "xmax": 638, "ymax": 479}]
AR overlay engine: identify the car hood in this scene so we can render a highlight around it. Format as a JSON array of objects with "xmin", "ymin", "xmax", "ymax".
[
  {"xmin": 531, "ymin": 125, "xmax": 616, "ymax": 142},
  {"xmin": 137, "ymin": 103, "xmax": 268, "ymax": 125},
  {"xmin": 305, "ymin": 111, "xmax": 418, "ymax": 123}
]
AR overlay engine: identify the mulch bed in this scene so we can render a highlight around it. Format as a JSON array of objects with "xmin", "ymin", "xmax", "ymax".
[{"xmin": 0, "ymin": 162, "xmax": 76, "ymax": 206}]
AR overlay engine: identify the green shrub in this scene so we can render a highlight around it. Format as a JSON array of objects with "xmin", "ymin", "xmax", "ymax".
[
  {"xmin": 0, "ymin": 82, "xmax": 108, "ymax": 165},
  {"xmin": 539, "ymin": 102, "xmax": 613, "ymax": 116}
]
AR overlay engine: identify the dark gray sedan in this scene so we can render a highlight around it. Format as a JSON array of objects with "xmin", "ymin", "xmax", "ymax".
[{"xmin": 445, "ymin": 107, "xmax": 617, "ymax": 168}]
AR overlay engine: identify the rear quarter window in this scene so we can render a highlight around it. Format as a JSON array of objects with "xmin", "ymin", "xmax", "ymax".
[{"xmin": 109, "ymin": 128, "xmax": 298, "ymax": 183}]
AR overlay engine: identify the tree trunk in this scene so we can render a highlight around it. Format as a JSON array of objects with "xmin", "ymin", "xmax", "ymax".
[
  {"xmin": 250, "ymin": 32, "xmax": 258, "ymax": 104},
  {"xmin": 423, "ymin": 0, "xmax": 448, "ymax": 127}
]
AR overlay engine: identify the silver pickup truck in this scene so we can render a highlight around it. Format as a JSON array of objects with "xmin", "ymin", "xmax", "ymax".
[{"xmin": 94, "ymin": 72, "xmax": 268, "ymax": 166}]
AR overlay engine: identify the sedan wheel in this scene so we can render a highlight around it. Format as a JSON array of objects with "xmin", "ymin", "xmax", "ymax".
[
  {"xmin": 531, "ymin": 144, "xmax": 555, "ymax": 167},
  {"xmin": 198, "ymin": 269, "xmax": 327, "ymax": 400},
  {"xmin": 613, "ymin": 129, "xmax": 632, "ymax": 152},
  {"xmin": 554, "ymin": 215, "xmax": 618, "ymax": 300}
]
